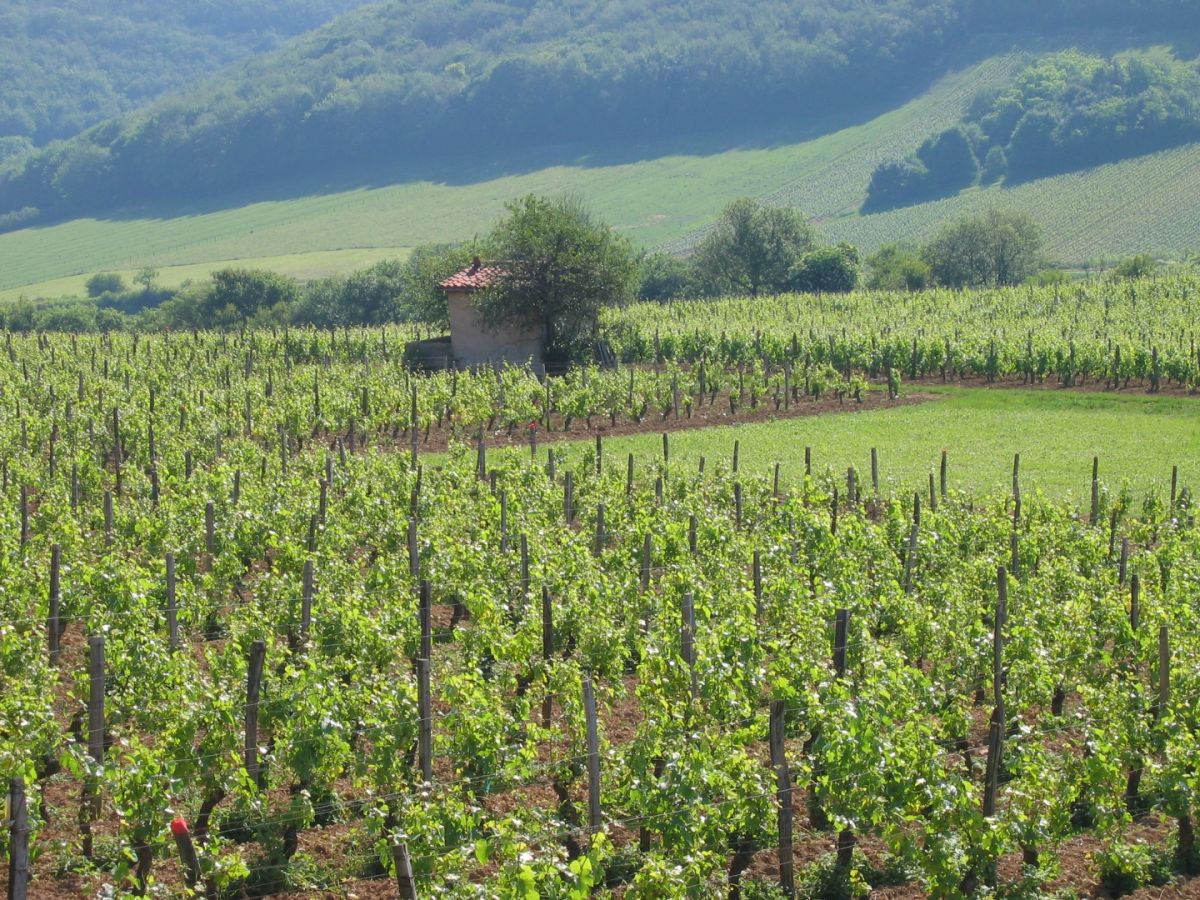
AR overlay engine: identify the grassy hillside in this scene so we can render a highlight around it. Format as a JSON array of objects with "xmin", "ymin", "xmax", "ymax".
[
  {"xmin": 0, "ymin": 55, "xmax": 1024, "ymax": 297},
  {"xmin": 820, "ymin": 143, "xmax": 1200, "ymax": 265}
]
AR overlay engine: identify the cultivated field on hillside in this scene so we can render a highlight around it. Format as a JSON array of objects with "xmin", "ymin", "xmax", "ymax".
[{"xmin": 822, "ymin": 142, "xmax": 1200, "ymax": 266}]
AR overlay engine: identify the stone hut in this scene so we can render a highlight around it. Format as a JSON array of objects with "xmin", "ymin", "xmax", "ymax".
[{"xmin": 437, "ymin": 258, "xmax": 545, "ymax": 368}]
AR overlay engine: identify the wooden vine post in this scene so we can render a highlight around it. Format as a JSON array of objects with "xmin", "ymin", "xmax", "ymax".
[
  {"xmin": 47, "ymin": 544, "xmax": 62, "ymax": 662},
  {"xmin": 82, "ymin": 636, "xmax": 106, "ymax": 859},
  {"xmin": 752, "ymin": 550, "xmax": 763, "ymax": 622},
  {"xmin": 165, "ymin": 552, "xmax": 179, "ymax": 652},
  {"xmin": 983, "ymin": 567, "xmax": 1007, "ymax": 819},
  {"xmin": 418, "ymin": 581, "xmax": 432, "ymax": 664},
  {"xmin": 680, "ymin": 592, "xmax": 698, "ymax": 701},
  {"xmin": 770, "ymin": 701, "xmax": 795, "ymax": 897},
  {"xmin": 299, "ymin": 559, "xmax": 314, "ymax": 650},
  {"xmin": 582, "ymin": 675, "xmax": 602, "ymax": 836},
  {"xmin": 416, "ymin": 658, "xmax": 433, "ymax": 783},
  {"xmin": 392, "ymin": 842, "xmax": 419, "ymax": 900},
  {"xmin": 245, "ymin": 640, "xmax": 266, "ymax": 789},
  {"xmin": 541, "ymin": 586, "xmax": 554, "ymax": 727},
  {"xmin": 902, "ymin": 494, "xmax": 920, "ymax": 593},
  {"xmin": 7, "ymin": 778, "xmax": 29, "ymax": 900},
  {"xmin": 593, "ymin": 503, "xmax": 605, "ymax": 556},
  {"xmin": 564, "ymin": 471, "xmax": 574, "ymax": 524},
  {"xmin": 19, "ymin": 485, "xmax": 29, "ymax": 547},
  {"xmin": 1156, "ymin": 625, "xmax": 1170, "ymax": 721},
  {"xmin": 407, "ymin": 518, "xmax": 419, "ymax": 580},
  {"xmin": 103, "ymin": 490, "xmax": 114, "ymax": 547}
]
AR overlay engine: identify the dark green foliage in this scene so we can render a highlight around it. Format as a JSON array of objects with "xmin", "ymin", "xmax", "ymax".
[
  {"xmin": 791, "ymin": 244, "xmax": 860, "ymax": 294},
  {"xmin": 161, "ymin": 268, "xmax": 300, "ymax": 327},
  {"xmin": 1112, "ymin": 254, "xmax": 1158, "ymax": 280},
  {"xmin": 638, "ymin": 252, "xmax": 694, "ymax": 302},
  {"xmin": 1032, "ymin": 268, "xmax": 1070, "ymax": 286},
  {"xmin": 208, "ymin": 269, "xmax": 298, "ymax": 318},
  {"xmin": 916, "ymin": 127, "xmax": 979, "ymax": 192},
  {"xmin": 477, "ymin": 195, "xmax": 638, "ymax": 363},
  {"xmin": 980, "ymin": 49, "xmax": 1200, "ymax": 182},
  {"xmin": 0, "ymin": 1, "xmax": 373, "ymax": 146},
  {"xmin": 866, "ymin": 244, "xmax": 932, "ymax": 291},
  {"xmin": 981, "ymin": 145, "xmax": 1008, "ymax": 182},
  {"xmin": 866, "ymin": 47, "xmax": 1200, "ymax": 207},
  {"xmin": 693, "ymin": 199, "xmax": 816, "ymax": 297},
  {"xmin": 85, "ymin": 273, "xmax": 126, "ymax": 297},
  {"xmin": 292, "ymin": 246, "xmax": 473, "ymax": 327},
  {"xmin": 0, "ymin": 297, "xmax": 126, "ymax": 332},
  {"xmin": 1005, "ymin": 109, "xmax": 1061, "ymax": 181},
  {"xmin": 864, "ymin": 158, "xmax": 931, "ymax": 211},
  {"xmin": 921, "ymin": 209, "xmax": 1043, "ymax": 288}
]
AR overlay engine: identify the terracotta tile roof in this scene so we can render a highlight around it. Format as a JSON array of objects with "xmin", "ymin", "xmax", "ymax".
[{"xmin": 438, "ymin": 258, "xmax": 506, "ymax": 291}]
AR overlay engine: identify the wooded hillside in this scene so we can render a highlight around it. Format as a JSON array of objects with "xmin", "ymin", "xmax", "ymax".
[{"xmin": 2, "ymin": 0, "xmax": 1199, "ymax": 229}]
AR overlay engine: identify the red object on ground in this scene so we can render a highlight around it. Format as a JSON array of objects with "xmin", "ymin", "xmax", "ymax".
[{"xmin": 170, "ymin": 816, "xmax": 189, "ymax": 837}]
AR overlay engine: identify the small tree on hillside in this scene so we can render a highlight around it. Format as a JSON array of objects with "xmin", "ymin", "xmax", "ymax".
[
  {"xmin": 866, "ymin": 244, "xmax": 931, "ymax": 291},
  {"xmin": 198, "ymin": 268, "xmax": 299, "ymax": 327},
  {"xmin": 477, "ymin": 195, "xmax": 638, "ymax": 363},
  {"xmin": 135, "ymin": 265, "xmax": 159, "ymax": 294},
  {"xmin": 398, "ymin": 244, "xmax": 477, "ymax": 326}
]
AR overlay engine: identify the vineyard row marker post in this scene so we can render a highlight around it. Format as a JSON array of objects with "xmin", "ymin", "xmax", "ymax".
[
  {"xmin": 582, "ymin": 675, "xmax": 601, "ymax": 835},
  {"xmin": 769, "ymin": 701, "xmax": 795, "ymax": 898}
]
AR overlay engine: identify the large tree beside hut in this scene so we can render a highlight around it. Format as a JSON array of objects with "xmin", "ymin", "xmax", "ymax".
[{"xmin": 477, "ymin": 195, "xmax": 638, "ymax": 364}]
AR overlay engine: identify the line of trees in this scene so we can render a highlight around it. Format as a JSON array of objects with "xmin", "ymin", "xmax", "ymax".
[
  {"xmin": 863, "ymin": 209, "xmax": 1059, "ymax": 290},
  {"xmin": 2, "ymin": 201, "xmax": 1187, "ymax": 335},
  {"xmin": 639, "ymin": 199, "xmax": 861, "ymax": 301}
]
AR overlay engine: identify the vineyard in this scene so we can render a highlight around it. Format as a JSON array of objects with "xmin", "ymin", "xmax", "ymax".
[{"xmin": 0, "ymin": 281, "xmax": 1198, "ymax": 899}]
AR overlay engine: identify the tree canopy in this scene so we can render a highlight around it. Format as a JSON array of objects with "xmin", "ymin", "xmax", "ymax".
[
  {"xmin": 921, "ymin": 209, "xmax": 1043, "ymax": 288},
  {"xmin": 477, "ymin": 195, "xmax": 638, "ymax": 363},
  {"xmin": 693, "ymin": 199, "xmax": 817, "ymax": 298},
  {"xmin": 865, "ymin": 48, "xmax": 1200, "ymax": 209},
  {"xmin": 0, "ymin": 0, "xmax": 372, "ymax": 146}
]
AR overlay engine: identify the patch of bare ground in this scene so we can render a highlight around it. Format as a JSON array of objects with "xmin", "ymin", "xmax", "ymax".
[{"xmin": 332, "ymin": 386, "xmax": 930, "ymax": 457}]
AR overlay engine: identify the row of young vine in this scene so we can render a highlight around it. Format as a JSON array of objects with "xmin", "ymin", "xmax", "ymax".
[{"xmin": 0, "ymin": 327, "xmax": 1196, "ymax": 898}]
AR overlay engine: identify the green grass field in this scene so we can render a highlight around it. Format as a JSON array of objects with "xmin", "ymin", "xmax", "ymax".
[{"xmin": 533, "ymin": 387, "xmax": 1199, "ymax": 504}]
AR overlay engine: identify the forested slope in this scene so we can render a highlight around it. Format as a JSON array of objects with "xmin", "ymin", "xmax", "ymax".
[
  {"xmin": 0, "ymin": 0, "xmax": 375, "ymax": 155},
  {"xmin": 4, "ymin": 0, "xmax": 1199, "ymax": 229}
]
